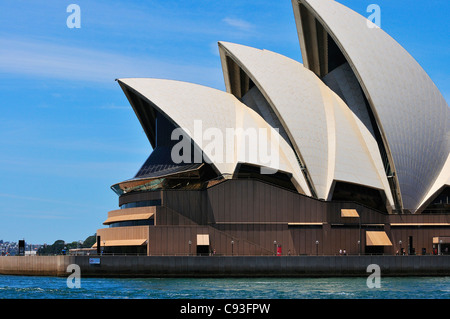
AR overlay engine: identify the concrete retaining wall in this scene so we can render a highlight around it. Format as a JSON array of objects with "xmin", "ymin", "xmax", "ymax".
[
  {"xmin": 1, "ymin": 255, "xmax": 449, "ymax": 277},
  {"xmin": 0, "ymin": 256, "xmax": 68, "ymax": 276}
]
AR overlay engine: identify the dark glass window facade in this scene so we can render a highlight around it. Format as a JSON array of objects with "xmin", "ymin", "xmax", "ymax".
[
  {"xmin": 120, "ymin": 199, "xmax": 161, "ymax": 209},
  {"xmin": 109, "ymin": 219, "xmax": 154, "ymax": 228}
]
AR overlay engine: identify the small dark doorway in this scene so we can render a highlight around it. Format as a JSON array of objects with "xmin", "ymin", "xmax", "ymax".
[
  {"xmin": 196, "ymin": 245, "xmax": 209, "ymax": 256},
  {"xmin": 408, "ymin": 236, "xmax": 415, "ymax": 255},
  {"xmin": 365, "ymin": 246, "xmax": 384, "ymax": 255}
]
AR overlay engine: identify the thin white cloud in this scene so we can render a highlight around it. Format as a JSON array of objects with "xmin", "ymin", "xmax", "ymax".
[
  {"xmin": 0, "ymin": 37, "xmax": 223, "ymax": 88},
  {"xmin": 222, "ymin": 17, "xmax": 254, "ymax": 32}
]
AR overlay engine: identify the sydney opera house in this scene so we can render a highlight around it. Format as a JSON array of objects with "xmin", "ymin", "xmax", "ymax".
[{"xmin": 94, "ymin": 0, "xmax": 450, "ymax": 256}]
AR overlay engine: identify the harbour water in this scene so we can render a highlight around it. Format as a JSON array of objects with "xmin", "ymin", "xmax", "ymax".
[{"xmin": 0, "ymin": 275, "xmax": 449, "ymax": 299}]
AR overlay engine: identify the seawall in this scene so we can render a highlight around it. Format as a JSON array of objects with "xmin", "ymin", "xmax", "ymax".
[{"xmin": 0, "ymin": 255, "xmax": 449, "ymax": 277}]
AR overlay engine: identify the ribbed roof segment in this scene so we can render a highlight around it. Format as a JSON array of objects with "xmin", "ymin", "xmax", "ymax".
[
  {"xmin": 219, "ymin": 42, "xmax": 393, "ymax": 205},
  {"xmin": 294, "ymin": 0, "xmax": 450, "ymax": 211},
  {"xmin": 117, "ymin": 78, "xmax": 311, "ymax": 195}
]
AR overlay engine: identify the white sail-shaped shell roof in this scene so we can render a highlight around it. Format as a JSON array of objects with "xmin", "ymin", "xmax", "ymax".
[
  {"xmin": 417, "ymin": 154, "xmax": 450, "ymax": 212},
  {"xmin": 117, "ymin": 78, "xmax": 311, "ymax": 195},
  {"xmin": 112, "ymin": 0, "xmax": 448, "ymax": 213},
  {"xmin": 293, "ymin": 0, "xmax": 450, "ymax": 211},
  {"xmin": 219, "ymin": 42, "xmax": 393, "ymax": 205}
]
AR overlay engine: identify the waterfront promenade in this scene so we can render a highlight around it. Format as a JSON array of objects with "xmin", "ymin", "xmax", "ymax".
[{"xmin": 0, "ymin": 255, "xmax": 449, "ymax": 277}]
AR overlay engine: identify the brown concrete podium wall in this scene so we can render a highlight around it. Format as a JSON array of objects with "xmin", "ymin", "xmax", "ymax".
[
  {"xmin": 0, "ymin": 256, "xmax": 68, "ymax": 276},
  {"xmin": 1, "ymin": 255, "xmax": 449, "ymax": 277},
  {"xmin": 98, "ymin": 179, "xmax": 450, "ymax": 257}
]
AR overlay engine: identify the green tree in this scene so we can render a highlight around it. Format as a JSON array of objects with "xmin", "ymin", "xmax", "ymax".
[
  {"xmin": 37, "ymin": 234, "xmax": 96, "ymax": 255},
  {"xmin": 82, "ymin": 235, "xmax": 96, "ymax": 248}
]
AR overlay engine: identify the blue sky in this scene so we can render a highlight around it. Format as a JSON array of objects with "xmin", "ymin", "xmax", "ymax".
[{"xmin": 0, "ymin": 0, "xmax": 448, "ymax": 245}]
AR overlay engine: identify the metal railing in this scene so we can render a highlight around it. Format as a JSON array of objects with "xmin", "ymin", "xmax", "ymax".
[{"xmin": 58, "ymin": 252, "xmax": 450, "ymax": 257}]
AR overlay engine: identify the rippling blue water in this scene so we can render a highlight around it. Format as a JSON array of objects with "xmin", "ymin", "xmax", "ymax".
[{"xmin": 0, "ymin": 275, "xmax": 449, "ymax": 299}]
